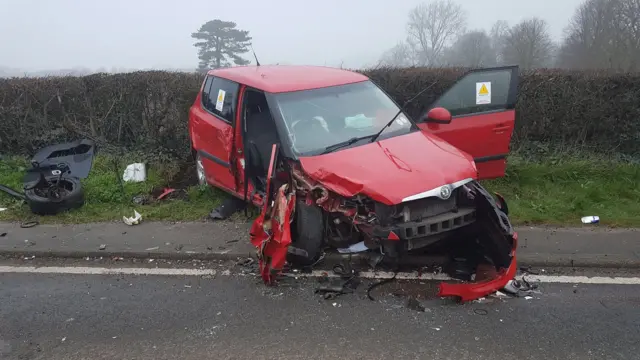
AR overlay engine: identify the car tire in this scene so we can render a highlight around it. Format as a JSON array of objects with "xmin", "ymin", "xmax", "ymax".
[
  {"xmin": 195, "ymin": 152, "xmax": 207, "ymax": 186},
  {"xmin": 24, "ymin": 176, "xmax": 84, "ymax": 216},
  {"xmin": 287, "ymin": 198, "xmax": 325, "ymax": 266}
]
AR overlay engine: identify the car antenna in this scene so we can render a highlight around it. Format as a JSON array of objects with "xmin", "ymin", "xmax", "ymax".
[
  {"xmin": 369, "ymin": 80, "xmax": 438, "ymax": 143},
  {"xmin": 251, "ymin": 45, "xmax": 261, "ymax": 66}
]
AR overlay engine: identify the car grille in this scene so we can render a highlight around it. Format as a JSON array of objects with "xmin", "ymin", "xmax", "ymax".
[{"xmin": 400, "ymin": 188, "xmax": 458, "ymax": 222}]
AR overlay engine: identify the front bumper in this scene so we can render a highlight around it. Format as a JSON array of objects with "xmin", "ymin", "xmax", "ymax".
[{"xmin": 437, "ymin": 231, "xmax": 518, "ymax": 302}]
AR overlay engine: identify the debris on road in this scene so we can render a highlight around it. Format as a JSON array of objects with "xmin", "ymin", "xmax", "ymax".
[
  {"xmin": 503, "ymin": 279, "xmax": 522, "ymax": 294},
  {"xmin": 405, "ymin": 297, "xmax": 426, "ymax": 312},
  {"xmin": 123, "ymin": 210, "xmax": 142, "ymax": 226}
]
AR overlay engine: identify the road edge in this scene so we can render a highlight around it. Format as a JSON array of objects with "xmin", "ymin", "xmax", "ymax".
[{"xmin": 2, "ymin": 248, "xmax": 640, "ymax": 269}]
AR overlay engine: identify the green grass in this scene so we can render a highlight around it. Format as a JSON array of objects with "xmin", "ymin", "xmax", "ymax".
[
  {"xmin": 483, "ymin": 157, "xmax": 640, "ymax": 227},
  {"xmin": 1, "ymin": 154, "xmax": 639, "ymax": 227},
  {"xmin": 0, "ymin": 155, "xmax": 224, "ymax": 224}
]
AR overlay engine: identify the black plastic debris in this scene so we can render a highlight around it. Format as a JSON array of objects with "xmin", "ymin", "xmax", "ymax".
[
  {"xmin": 315, "ymin": 262, "xmax": 361, "ymax": 300},
  {"xmin": 406, "ymin": 297, "xmax": 426, "ymax": 312},
  {"xmin": 209, "ymin": 196, "xmax": 247, "ymax": 220}
]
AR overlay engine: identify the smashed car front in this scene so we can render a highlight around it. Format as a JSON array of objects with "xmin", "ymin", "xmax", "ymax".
[{"xmin": 260, "ymin": 79, "xmax": 517, "ymax": 301}]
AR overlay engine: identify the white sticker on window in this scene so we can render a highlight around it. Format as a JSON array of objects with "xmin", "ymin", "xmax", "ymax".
[
  {"xmin": 215, "ymin": 89, "xmax": 226, "ymax": 112},
  {"xmin": 476, "ymin": 82, "xmax": 491, "ymax": 105}
]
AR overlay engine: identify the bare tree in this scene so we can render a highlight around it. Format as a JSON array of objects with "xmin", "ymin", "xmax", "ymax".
[
  {"xmin": 502, "ymin": 18, "xmax": 556, "ymax": 69},
  {"xmin": 378, "ymin": 42, "xmax": 415, "ymax": 67},
  {"xmin": 557, "ymin": 0, "xmax": 640, "ymax": 71},
  {"xmin": 442, "ymin": 30, "xmax": 497, "ymax": 67},
  {"xmin": 490, "ymin": 20, "xmax": 510, "ymax": 64},
  {"xmin": 619, "ymin": 0, "xmax": 640, "ymax": 69},
  {"xmin": 406, "ymin": 0, "xmax": 467, "ymax": 66}
]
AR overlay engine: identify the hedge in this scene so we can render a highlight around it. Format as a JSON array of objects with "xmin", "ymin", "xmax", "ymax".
[{"xmin": 1, "ymin": 67, "xmax": 639, "ymax": 159}]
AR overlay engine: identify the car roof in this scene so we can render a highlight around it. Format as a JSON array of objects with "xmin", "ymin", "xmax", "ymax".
[{"xmin": 207, "ymin": 65, "xmax": 369, "ymax": 93}]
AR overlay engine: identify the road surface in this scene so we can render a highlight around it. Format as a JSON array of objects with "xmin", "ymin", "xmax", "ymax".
[{"xmin": 1, "ymin": 260, "xmax": 639, "ymax": 360}]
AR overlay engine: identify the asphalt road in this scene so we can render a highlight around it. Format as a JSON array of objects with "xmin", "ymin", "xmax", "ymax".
[{"xmin": 1, "ymin": 266, "xmax": 640, "ymax": 360}]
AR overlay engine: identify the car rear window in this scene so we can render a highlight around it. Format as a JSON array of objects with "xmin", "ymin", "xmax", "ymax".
[{"xmin": 202, "ymin": 76, "xmax": 239, "ymax": 123}]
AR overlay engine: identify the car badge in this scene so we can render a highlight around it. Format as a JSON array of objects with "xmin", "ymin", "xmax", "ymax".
[{"xmin": 439, "ymin": 185, "xmax": 452, "ymax": 199}]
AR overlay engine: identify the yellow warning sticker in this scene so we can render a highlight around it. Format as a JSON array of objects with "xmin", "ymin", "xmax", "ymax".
[
  {"xmin": 476, "ymin": 82, "xmax": 491, "ymax": 105},
  {"xmin": 215, "ymin": 89, "xmax": 226, "ymax": 112}
]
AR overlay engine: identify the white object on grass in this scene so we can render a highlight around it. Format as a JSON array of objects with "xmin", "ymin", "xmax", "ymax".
[
  {"xmin": 123, "ymin": 163, "xmax": 146, "ymax": 182},
  {"xmin": 123, "ymin": 210, "xmax": 142, "ymax": 226},
  {"xmin": 581, "ymin": 216, "xmax": 600, "ymax": 224}
]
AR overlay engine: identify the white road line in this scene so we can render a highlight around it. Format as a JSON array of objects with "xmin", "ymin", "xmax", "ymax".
[
  {"xmin": 0, "ymin": 266, "xmax": 217, "ymax": 276},
  {"xmin": 1, "ymin": 266, "xmax": 640, "ymax": 285}
]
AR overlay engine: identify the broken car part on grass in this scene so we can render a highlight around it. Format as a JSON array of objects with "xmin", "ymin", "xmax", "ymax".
[
  {"xmin": 0, "ymin": 139, "xmax": 96, "ymax": 216},
  {"xmin": 189, "ymin": 64, "xmax": 520, "ymax": 303}
]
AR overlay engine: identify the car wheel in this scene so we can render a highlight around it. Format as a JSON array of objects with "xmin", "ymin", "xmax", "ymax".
[
  {"xmin": 195, "ymin": 153, "xmax": 207, "ymax": 186},
  {"xmin": 24, "ymin": 175, "xmax": 85, "ymax": 215},
  {"xmin": 287, "ymin": 198, "xmax": 325, "ymax": 266}
]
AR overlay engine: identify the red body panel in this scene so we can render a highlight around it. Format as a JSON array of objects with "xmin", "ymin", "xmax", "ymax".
[
  {"xmin": 250, "ymin": 144, "xmax": 295, "ymax": 284},
  {"xmin": 299, "ymin": 131, "xmax": 477, "ymax": 205},
  {"xmin": 419, "ymin": 110, "xmax": 515, "ymax": 180},
  {"xmin": 208, "ymin": 65, "xmax": 368, "ymax": 93},
  {"xmin": 438, "ymin": 232, "xmax": 518, "ymax": 302},
  {"xmin": 189, "ymin": 93, "xmax": 237, "ymax": 192}
]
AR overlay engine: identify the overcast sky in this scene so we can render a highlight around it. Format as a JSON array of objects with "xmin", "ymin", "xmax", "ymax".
[{"xmin": 0, "ymin": 0, "xmax": 582, "ymax": 72}]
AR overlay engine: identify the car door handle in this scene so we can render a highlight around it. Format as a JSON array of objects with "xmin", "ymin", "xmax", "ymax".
[{"xmin": 493, "ymin": 125, "xmax": 510, "ymax": 132}]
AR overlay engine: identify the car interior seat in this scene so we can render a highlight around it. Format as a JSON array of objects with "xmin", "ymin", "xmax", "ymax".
[{"xmin": 243, "ymin": 98, "xmax": 279, "ymax": 192}]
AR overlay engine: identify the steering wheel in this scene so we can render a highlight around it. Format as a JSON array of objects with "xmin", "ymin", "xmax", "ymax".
[{"xmin": 291, "ymin": 117, "xmax": 334, "ymax": 149}]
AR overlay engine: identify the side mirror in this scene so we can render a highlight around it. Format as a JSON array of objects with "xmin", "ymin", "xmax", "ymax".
[{"xmin": 422, "ymin": 107, "xmax": 452, "ymax": 124}]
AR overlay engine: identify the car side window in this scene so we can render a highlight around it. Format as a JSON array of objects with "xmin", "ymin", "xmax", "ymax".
[
  {"xmin": 429, "ymin": 69, "xmax": 513, "ymax": 117},
  {"xmin": 201, "ymin": 76, "xmax": 214, "ymax": 109},
  {"xmin": 203, "ymin": 76, "xmax": 240, "ymax": 123}
]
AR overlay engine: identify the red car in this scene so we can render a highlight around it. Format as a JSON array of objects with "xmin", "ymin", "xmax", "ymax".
[{"xmin": 189, "ymin": 65, "xmax": 519, "ymax": 302}]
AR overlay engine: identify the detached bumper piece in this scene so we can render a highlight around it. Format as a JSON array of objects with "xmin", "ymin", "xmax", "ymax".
[
  {"xmin": 436, "ymin": 181, "xmax": 517, "ymax": 302},
  {"xmin": 250, "ymin": 183, "xmax": 296, "ymax": 285}
]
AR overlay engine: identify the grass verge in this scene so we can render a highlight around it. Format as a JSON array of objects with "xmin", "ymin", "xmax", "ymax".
[
  {"xmin": 0, "ymin": 155, "xmax": 224, "ymax": 224},
  {"xmin": 1, "ymin": 155, "xmax": 639, "ymax": 227}
]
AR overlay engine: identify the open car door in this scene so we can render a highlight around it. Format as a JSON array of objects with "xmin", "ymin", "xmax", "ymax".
[
  {"xmin": 417, "ymin": 66, "xmax": 519, "ymax": 180},
  {"xmin": 249, "ymin": 144, "xmax": 296, "ymax": 285}
]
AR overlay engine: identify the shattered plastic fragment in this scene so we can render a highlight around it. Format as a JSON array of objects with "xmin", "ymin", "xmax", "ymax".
[
  {"xmin": 503, "ymin": 279, "xmax": 522, "ymax": 294},
  {"xmin": 123, "ymin": 210, "xmax": 142, "ymax": 226},
  {"xmin": 337, "ymin": 241, "xmax": 369, "ymax": 254}
]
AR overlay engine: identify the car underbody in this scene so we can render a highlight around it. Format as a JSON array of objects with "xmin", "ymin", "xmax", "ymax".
[{"xmin": 250, "ymin": 160, "xmax": 517, "ymax": 303}]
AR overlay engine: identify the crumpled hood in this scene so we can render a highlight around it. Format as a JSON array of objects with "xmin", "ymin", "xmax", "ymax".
[{"xmin": 298, "ymin": 131, "xmax": 478, "ymax": 205}]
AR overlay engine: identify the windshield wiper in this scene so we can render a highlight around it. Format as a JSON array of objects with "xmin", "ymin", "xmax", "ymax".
[
  {"xmin": 369, "ymin": 81, "xmax": 438, "ymax": 143},
  {"xmin": 320, "ymin": 135, "xmax": 376, "ymax": 155}
]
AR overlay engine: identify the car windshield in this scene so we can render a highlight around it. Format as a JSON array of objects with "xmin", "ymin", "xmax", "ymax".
[{"xmin": 272, "ymin": 80, "xmax": 413, "ymax": 156}]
